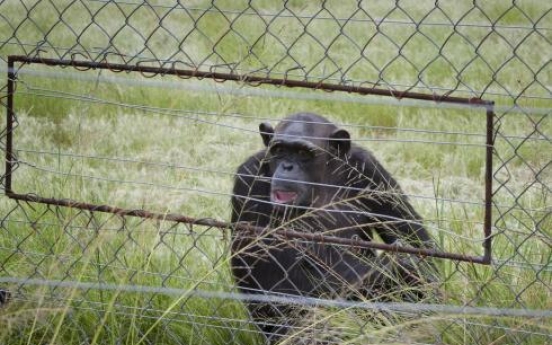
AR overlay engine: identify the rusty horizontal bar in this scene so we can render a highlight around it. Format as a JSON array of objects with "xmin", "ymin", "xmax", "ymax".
[
  {"xmin": 6, "ymin": 192, "xmax": 488, "ymax": 264},
  {"xmin": 4, "ymin": 54, "xmax": 493, "ymax": 265},
  {"xmin": 6, "ymin": 192, "xmax": 231, "ymax": 229},
  {"xmin": 8, "ymin": 55, "xmax": 494, "ymax": 107}
]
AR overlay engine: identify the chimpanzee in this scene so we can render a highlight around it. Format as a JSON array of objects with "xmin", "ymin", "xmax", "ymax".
[
  {"xmin": 230, "ymin": 112, "xmax": 436, "ymax": 344},
  {"xmin": 0, "ymin": 289, "xmax": 10, "ymax": 307}
]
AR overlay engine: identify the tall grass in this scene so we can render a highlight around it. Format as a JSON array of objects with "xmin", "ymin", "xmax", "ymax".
[{"xmin": 0, "ymin": 0, "xmax": 550, "ymax": 344}]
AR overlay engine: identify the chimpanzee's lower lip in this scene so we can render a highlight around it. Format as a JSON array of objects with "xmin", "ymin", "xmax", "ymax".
[{"xmin": 271, "ymin": 190, "xmax": 298, "ymax": 204}]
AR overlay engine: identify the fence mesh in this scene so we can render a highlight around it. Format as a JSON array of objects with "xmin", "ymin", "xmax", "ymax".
[{"xmin": 0, "ymin": 1, "xmax": 550, "ymax": 345}]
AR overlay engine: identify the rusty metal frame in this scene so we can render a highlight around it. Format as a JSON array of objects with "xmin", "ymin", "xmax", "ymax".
[{"xmin": 4, "ymin": 55, "xmax": 494, "ymax": 264}]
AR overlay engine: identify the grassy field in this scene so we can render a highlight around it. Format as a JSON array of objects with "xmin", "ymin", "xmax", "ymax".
[{"xmin": 0, "ymin": 0, "xmax": 550, "ymax": 344}]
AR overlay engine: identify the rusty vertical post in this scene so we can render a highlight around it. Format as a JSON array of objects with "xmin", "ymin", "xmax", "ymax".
[
  {"xmin": 5, "ymin": 56, "xmax": 15, "ymax": 194},
  {"xmin": 482, "ymin": 104, "xmax": 495, "ymax": 264}
]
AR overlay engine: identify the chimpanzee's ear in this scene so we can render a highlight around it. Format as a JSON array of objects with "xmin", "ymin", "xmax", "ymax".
[
  {"xmin": 329, "ymin": 129, "xmax": 351, "ymax": 155},
  {"xmin": 259, "ymin": 122, "xmax": 274, "ymax": 147}
]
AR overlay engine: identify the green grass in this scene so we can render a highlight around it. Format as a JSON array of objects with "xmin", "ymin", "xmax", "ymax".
[{"xmin": 0, "ymin": 0, "xmax": 550, "ymax": 344}]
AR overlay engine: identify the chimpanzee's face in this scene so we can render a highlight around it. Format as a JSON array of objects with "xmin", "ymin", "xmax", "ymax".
[
  {"xmin": 266, "ymin": 138, "xmax": 326, "ymax": 208},
  {"xmin": 259, "ymin": 117, "xmax": 350, "ymax": 211}
]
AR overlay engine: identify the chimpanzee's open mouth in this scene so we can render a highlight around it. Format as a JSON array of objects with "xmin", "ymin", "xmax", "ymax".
[{"xmin": 271, "ymin": 190, "xmax": 298, "ymax": 204}]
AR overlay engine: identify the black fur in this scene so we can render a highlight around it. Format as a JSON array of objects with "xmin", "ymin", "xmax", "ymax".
[
  {"xmin": 230, "ymin": 113, "xmax": 435, "ymax": 343},
  {"xmin": 0, "ymin": 289, "xmax": 10, "ymax": 306}
]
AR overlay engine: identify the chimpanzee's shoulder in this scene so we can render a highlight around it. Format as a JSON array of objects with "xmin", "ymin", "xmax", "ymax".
[
  {"xmin": 341, "ymin": 144, "xmax": 397, "ymax": 188},
  {"xmin": 347, "ymin": 144, "xmax": 381, "ymax": 166},
  {"xmin": 235, "ymin": 150, "xmax": 267, "ymax": 175}
]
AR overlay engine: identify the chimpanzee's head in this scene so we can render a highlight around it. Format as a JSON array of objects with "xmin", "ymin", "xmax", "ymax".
[{"xmin": 259, "ymin": 113, "xmax": 351, "ymax": 209}]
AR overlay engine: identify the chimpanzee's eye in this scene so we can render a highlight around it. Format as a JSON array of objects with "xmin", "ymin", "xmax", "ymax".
[
  {"xmin": 270, "ymin": 145, "xmax": 284, "ymax": 156},
  {"xmin": 297, "ymin": 148, "xmax": 312, "ymax": 159}
]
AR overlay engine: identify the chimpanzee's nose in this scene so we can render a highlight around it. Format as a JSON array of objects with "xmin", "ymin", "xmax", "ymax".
[{"xmin": 282, "ymin": 163, "xmax": 293, "ymax": 171}]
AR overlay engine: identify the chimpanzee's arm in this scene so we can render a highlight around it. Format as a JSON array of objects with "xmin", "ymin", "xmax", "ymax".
[{"xmin": 347, "ymin": 148, "xmax": 433, "ymax": 247}]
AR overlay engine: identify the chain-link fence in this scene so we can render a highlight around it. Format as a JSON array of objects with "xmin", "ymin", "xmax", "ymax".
[{"xmin": 0, "ymin": 1, "xmax": 550, "ymax": 344}]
